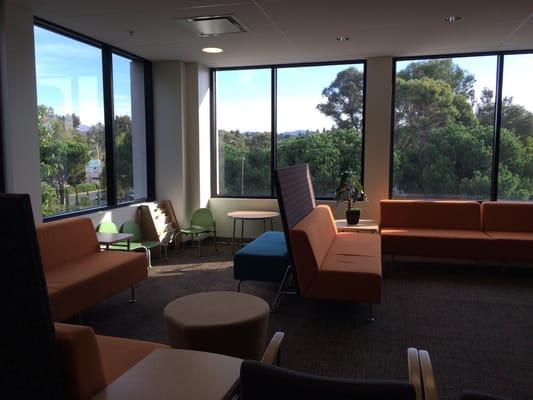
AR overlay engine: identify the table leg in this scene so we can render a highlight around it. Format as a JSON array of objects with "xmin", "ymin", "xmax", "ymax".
[
  {"xmin": 263, "ymin": 219, "xmax": 266, "ymax": 232},
  {"xmin": 241, "ymin": 219, "xmax": 244, "ymax": 248},
  {"xmin": 232, "ymin": 219, "xmax": 236, "ymax": 254},
  {"xmin": 270, "ymin": 218, "xmax": 274, "ymax": 231},
  {"xmin": 106, "ymin": 243, "xmax": 109, "ymax": 250}
]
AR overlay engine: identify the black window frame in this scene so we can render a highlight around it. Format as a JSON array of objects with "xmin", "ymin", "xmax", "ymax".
[
  {"xmin": 34, "ymin": 18, "xmax": 155, "ymax": 221},
  {"xmin": 211, "ymin": 59, "xmax": 367, "ymax": 200},
  {"xmin": 389, "ymin": 49, "xmax": 533, "ymax": 201}
]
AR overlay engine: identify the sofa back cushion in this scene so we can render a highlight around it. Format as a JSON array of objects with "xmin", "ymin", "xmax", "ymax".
[
  {"xmin": 289, "ymin": 205, "xmax": 337, "ymax": 291},
  {"xmin": 482, "ymin": 201, "xmax": 533, "ymax": 232},
  {"xmin": 37, "ymin": 217, "xmax": 99, "ymax": 271},
  {"xmin": 380, "ymin": 200, "xmax": 482, "ymax": 230}
]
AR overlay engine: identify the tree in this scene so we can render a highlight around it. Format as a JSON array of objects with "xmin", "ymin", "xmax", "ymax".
[
  {"xmin": 317, "ymin": 67, "xmax": 364, "ymax": 130},
  {"xmin": 397, "ymin": 59, "xmax": 476, "ymax": 102}
]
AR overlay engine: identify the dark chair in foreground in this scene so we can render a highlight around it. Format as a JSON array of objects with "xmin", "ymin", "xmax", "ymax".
[{"xmin": 240, "ymin": 347, "xmax": 421, "ymax": 400}]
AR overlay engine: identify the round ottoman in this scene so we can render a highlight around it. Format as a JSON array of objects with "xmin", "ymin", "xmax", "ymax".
[{"xmin": 164, "ymin": 291, "xmax": 270, "ymax": 360}]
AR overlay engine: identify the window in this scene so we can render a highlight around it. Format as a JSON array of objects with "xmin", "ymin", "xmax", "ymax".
[
  {"xmin": 213, "ymin": 61, "xmax": 365, "ymax": 198},
  {"xmin": 277, "ymin": 64, "xmax": 364, "ymax": 198},
  {"xmin": 112, "ymin": 54, "xmax": 147, "ymax": 203},
  {"xmin": 215, "ymin": 69, "xmax": 271, "ymax": 196},
  {"xmin": 34, "ymin": 22, "xmax": 153, "ymax": 218},
  {"xmin": 392, "ymin": 56, "xmax": 498, "ymax": 200},
  {"xmin": 497, "ymin": 54, "xmax": 533, "ymax": 200}
]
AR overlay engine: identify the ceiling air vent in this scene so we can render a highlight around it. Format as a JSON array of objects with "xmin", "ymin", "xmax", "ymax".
[{"xmin": 176, "ymin": 15, "xmax": 249, "ymax": 37}]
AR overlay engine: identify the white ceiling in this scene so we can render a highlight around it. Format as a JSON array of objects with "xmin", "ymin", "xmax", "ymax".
[{"xmin": 16, "ymin": 0, "xmax": 533, "ymax": 67}]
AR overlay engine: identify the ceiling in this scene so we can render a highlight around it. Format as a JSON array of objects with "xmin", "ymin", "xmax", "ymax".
[{"xmin": 16, "ymin": 0, "xmax": 533, "ymax": 67}]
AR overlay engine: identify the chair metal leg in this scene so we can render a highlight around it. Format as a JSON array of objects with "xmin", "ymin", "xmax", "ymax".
[
  {"xmin": 272, "ymin": 265, "xmax": 295, "ymax": 312},
  {"xmin": 198, "ymin": 234, "xmax": 201, "ymax": 257},
  {"xmin": 367, "ymin": 304, "xmax": 375, "ymax": 322},
  {"xmin": 130, "ymin": 286, "xmax": 137, "ymax": 303},
  {"xmin": 214, "ymin": 227, "xmax": 218, "ymax": 252},
  {"xmin": 237, "ymin": 280, "xmax": 241, "ymax": 292}
]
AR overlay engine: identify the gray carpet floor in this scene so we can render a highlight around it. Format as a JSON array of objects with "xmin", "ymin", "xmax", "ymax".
[{"xmin": 81, "ymin": 241, "xmax": 533, "ymax": 400}]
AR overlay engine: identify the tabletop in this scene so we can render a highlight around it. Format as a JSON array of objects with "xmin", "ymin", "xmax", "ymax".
[
  {"xmin": 227, "ymin": 210, "xmax": 279, "ymax": 220},
  {"xmin": 92, "ymin": 348, "xmax": 242, "ymax": 400},
  {"xmin": 96, "ymin": 232, "xmax": 134, "ymax": 244}
]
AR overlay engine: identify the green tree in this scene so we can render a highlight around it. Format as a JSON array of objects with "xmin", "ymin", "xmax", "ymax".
[{"xmin": 316, "ymin": 67, "xmax": 364, "ymax": 130}]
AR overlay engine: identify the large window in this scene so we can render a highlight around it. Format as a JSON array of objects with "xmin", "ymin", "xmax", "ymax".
[
  {"xmin": 392, "ymin": 53, "xmax": 533, "ymax": 201},
  {"xmin": 213, "ymin": 61, "xmax": 365, "ymax": 198},
  {"xmin": 34, "ymin": 22, "xmax": 153, "ymax": 217}
]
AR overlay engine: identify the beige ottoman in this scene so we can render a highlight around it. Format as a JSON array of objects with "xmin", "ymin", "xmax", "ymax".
[{"xmin": 164, "ymin": 291, "xmax": 270, "ymax": 360}]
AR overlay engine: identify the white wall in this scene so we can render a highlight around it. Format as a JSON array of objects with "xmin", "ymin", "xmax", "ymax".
[
  {"xmin": 0, "ymin": 1, "xmax": 42, "ymax": 221},
  {"xmin": 152, "ymin": 61, "xmax": 188, "ymax": 228}
]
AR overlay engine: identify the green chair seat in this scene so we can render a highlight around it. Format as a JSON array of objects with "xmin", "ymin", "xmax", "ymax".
[{"xmin": 180, "ymin": 225, "xmax": 211, "ymax": 235}]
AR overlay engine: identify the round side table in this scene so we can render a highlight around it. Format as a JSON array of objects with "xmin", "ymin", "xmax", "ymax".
[
  {"xmin": 164, "ymin": 291, "xmax": 270, "ymax": 360},
  {"xmin": 227, "ymin": 210, "xmax": 279, "ymax": 253}
]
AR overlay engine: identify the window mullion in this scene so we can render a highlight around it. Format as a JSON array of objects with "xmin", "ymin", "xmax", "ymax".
[
  {"xmin": 102, "ymin": 45, "xmax": 116, "ymax": 206},
  {"xmin": 271, "ymin": 67, "xmax": 277, "ymax": 198},
  {"xmin": 490, "ymin": 55, "xmax": 505, "ymax": 202}
]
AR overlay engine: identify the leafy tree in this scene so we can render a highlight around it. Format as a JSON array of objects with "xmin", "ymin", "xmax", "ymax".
[
  {"xmin": 397, "ymin": 59, "xmax": 476, "ymax": 102},
  {"xmin": 316, "ymin": 67, "xmax": 364, "ymax": 130},
  {"xmin": 114, "ymin": 115, "xmax": 133, "ymax": 200}
]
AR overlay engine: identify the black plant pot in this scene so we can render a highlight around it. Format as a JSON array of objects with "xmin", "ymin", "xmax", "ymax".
[{"xmin": 346, "ymin": 208, "xmax": 361, "ymax": 225}]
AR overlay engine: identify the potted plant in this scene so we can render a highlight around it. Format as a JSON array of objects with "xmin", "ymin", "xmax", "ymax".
[{"xmin": 334, "ymin": 170, "xmax": 367, "ymax": 225}]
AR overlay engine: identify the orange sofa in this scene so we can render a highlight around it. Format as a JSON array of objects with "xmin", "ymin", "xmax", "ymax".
[
  {"xmin": 55, "ymin": 323, "xmax": 166, "ymax": 400},
  {"xmin": 289, "ymin": 205, "xmax": 382, "ymax": 305},
  {"xmin": 37, "ymin": 217, "xmax": 148, "ymax": 321},
  {"xmin": 380, "ymin": 200, "xmax": 533, "ymax": 264}
]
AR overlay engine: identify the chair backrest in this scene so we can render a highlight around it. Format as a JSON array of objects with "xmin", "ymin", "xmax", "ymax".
[
  {"xmin": 288, "ymin": 205, "xmax": 337, "ymax": 294},
  {"xmin": 121, "ymin": 221, "xmax": 141, "ymax": 241},
  {"xmin": 96, "ymin": 221, "xmax": 118, "ymax": 233},
  {"xmin": 191, "ymin": 208, "xmax": 215, "ymax": 228},
  {"xmin": 0, "ymin": 193, "xmax": 67, "ymax": 399},
  {"xmin": 240, "ymin": 360, "xmax": 416, "ymax": 400}
]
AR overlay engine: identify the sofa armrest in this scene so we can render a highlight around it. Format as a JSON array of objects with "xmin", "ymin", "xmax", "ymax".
[{"xmin": 54, "ymin": 323, "xmax": 107, "ymax": 400}]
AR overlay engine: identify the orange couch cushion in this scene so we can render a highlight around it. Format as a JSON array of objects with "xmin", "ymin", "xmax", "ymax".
[
  {"xmin": 96, "ymin": 335, "xmax": 169, "ymax": 386},
  {"xmin": 316, "ymin": 233, "xmax": 382, "ymax": 303},
  {"xmin": 47, "ymin": 251, "xmax": 148, "ymax": 321},
  {"xmin": 289, "ymin": 205, "xmax": 337, "ymax": 292},
  {"xmin": 380, "ymin": 228, "xmax": 491, "ymax": 259},
  {"xmin": 484, "ymin": 231, "xmax": 533, "ymax": 263},
  {"xmin": 37, "ymin": 217, "xmax": 100, "ymax": 271},
  {"xmin": 380, "ymin": 200, "xmax": 482, "ymax": 230},
  {"xmin": 482, "ymin": 201, "xmax": 533, "ymax": 232}
]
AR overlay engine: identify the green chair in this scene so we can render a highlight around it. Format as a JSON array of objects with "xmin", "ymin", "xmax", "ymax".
[
  {"xmin": 180, "ymin": 208, "xmax": 217, "ymax": 256},
  {"xmin": 96, "ymin": 221, "xmax": 119, "ymax": 233},
  {"xmin": 120, "ymin": 221, "xmax": 161, "ymax": 266}
]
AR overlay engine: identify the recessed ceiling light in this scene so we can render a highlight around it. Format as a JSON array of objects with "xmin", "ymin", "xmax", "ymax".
[
  {"xmin": 336, "ymin": 36, "xmax": 350, "ymax": 42},
  {"xmin": 202, "ymin": 47, "xmax": 224, "ymax": 53},
  {"xmin": 444, "ymin": 16, "xmax": 462, "ymax": 23}
]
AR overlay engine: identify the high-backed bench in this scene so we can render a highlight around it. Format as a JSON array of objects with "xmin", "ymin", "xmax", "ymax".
[
  {"xmin": 37, "ymin": 217, "xmax": 148, "ymax": 321},
  {"xmin": 289, "ymin": 205, "xmax": 382, "ymax": 316}
]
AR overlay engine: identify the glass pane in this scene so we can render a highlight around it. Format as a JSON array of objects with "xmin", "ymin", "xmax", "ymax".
[
  {"xmin": 392, "ymin": 56, "xmax": 497, "ymax": 199},
  {"xmin": 112, "ymin": 54, "xmax": 147, "ymax": 203},
  {"xmin": 34, "ymin": 26, "xmax": 106, "ymax": 216},
  {"xmin": 277, "ymin": 64, "xmax": 364, "ymax": 198},
  {"xmin": 216, "ymin": 69, "xmax": 271, "ymax": 196},
  {"xmin": 498, "ymin": 54, "xmax": 533, "ymax": 201}
]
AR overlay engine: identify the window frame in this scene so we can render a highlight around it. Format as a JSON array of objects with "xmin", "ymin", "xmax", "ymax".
[
  {"xmin": 389, "ymin": 49, "xmax": 533, "ymax": 201},
  {"xmin": 34, "ymin": 18, "xmax": 155, "ymax": 221},
  {"xmin": 211, "ymin": 59, "xmax": 367, "ymax": 200}
]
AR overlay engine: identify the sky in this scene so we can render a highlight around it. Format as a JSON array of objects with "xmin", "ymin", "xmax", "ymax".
[
  {"xmin": 34, "ymin": 26, "xmax": 133, "ymax": 127},
  {"xmin": 34, "ymin": 25, "xmax": 533, "ymax": 132}
]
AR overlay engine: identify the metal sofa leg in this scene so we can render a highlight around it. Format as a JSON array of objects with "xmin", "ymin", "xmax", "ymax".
[
  {"xmin": 272, "ymin": 265, "xmax": 294, "ymax": 313},
  {"xmin": 367, "ymin": 304, "xmax": 375, "ymax": 322},
  {"xmin": 129, "ymin": 286, "xmax": 137, "ymax": 303}
]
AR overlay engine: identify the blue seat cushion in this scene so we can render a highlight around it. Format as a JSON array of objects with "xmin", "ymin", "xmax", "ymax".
[{"xmin": 234, "ymin": 231, "xmax": 290, "ymax": 283}]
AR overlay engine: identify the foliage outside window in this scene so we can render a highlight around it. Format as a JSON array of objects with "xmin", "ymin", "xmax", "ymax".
[
  {"xmin": 34, "ymin": 25, "xmax": 150, "ymax": 217},
  {"xmin": 392, "ymin": 56, "xmax": 533, "ymax": 201},
  {"xmin": 214, "ymin": 62, "xmax": 365, "ymax": 198}
]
